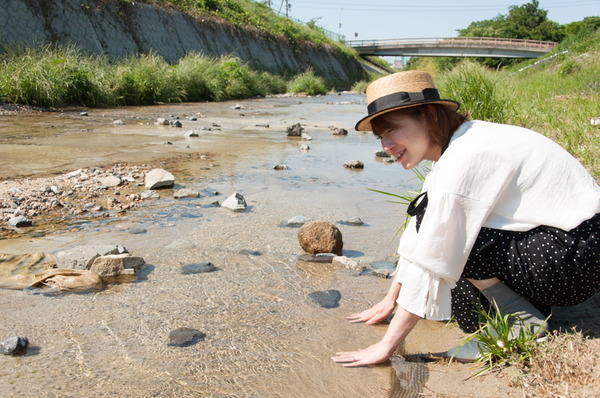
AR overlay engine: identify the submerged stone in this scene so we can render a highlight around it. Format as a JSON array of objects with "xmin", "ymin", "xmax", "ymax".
[
  {"xmin": 298, "ymin": 253, "xmax": 337, "ymax": 263},
  {"xmin": 308, "ymin": 290, "xmax": 341, "ymax": 309},
  {"xmin": 168, "ymin": 328, "xmax": 206, "ymax": 347},
  {"xmin": 181, "ymin": 262, "xmax": 215, "ymax": 274}
]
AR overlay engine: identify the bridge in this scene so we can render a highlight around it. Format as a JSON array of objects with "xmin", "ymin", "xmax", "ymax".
[{"xmin": 345, "ymin": 37, "xmax": 557, "ymax": 58}]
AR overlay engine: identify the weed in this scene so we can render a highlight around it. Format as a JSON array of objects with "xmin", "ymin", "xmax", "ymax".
[{"xmin": 456, "ymin": 301, "xmax": 548, "ymax": 377}]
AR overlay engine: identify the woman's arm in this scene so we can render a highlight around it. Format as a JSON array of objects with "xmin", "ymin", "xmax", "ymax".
[
  {"xmin": 332, "ymin": 306, "xmax": 421, "ymax": 367},
  {"xmin": 346, "ymin": 278, "xmax": 401, "ymax": 324}
]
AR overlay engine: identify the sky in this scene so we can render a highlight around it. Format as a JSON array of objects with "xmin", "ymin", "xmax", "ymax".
[{"xmin": 267, "ymin": 0, "xmax": 600, "ymax": 41}]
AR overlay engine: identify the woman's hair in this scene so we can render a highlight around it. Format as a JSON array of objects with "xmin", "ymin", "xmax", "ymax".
[{"xmin": 371, "ymin": 104, "xmax": 469, "ymax": 150}]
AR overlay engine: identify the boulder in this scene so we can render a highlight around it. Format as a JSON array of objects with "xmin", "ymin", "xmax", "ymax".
[
  {"xmin": 221, "ymin": 192, "xmax": 247, "ymax": 212},
  {"xmin": 332, "ymin": 128, "xmax": 348, "ymax": 136},
  {"xmin": 89, "ymin": 254, "xmax": 145, "ymax": 283},
  {"xmin": 145, "ymin": 168, "xmax": 175, "ymax": 189},
  {"xmin": 298, "ymin": 221, "xmax": 343, "ymax": 256},
  {"xmin": 286, "ymin": 122, "xmax": 304, "ymax": 137}
]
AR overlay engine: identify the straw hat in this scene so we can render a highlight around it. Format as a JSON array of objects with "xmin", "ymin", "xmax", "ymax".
[{"xmin": 355, "ymin": 71, "xmax": 460, "ymax": 131}]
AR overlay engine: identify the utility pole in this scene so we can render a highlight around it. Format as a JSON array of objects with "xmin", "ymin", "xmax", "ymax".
[
  {"xmin": 285, "ymin": 0, "xmax": 289, "ymax": 17},
  {"xmin": 338, "ymin": 8, "xmax": 343, "ymax": 37}
]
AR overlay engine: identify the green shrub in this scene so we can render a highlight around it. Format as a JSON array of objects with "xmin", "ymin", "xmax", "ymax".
[{"xmin": 287, "ymin": 68, "xmax": 327, "ymax": 95}]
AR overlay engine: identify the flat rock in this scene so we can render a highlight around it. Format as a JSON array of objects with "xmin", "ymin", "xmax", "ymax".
[
  {"xmin": 338, "ymin": 217, "xmax": 364, "ymax": 226},
  {"xmin": 173, "ymin": 188, "xmax": 199, "ymax": 199},
  {"xmin": 332, "ymin": 256, "xmax": 365, "ymax": 271},
  {"xmin": 141, "ymin": 190, "xmax": 160, "ymax": 199},
  {"xmin": 145, "ymin": 168, "xmax": 175, "ymax": 189},
  {"xmin": 308, "ymin": 290, "xmax": 341, "ymax": 309},
  {"xmin": 298, "ymin": 253, "xmax": 337, "ymax": 263},
  {"xmin": 282, "ymin": 215, "xmax": 312, "ymax": 227},
  {"xmin": 98, "ymin": 176, "xmax": 121, "ymax": 187},
  {"xmin": 56, "ymin": 244, "xmax": 126, "ymax": 270}
]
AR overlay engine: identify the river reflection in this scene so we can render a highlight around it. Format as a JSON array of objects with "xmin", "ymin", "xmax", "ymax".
[{"xmin": 0, "ymin": 95, "xmax": 422, "ymax": 397}]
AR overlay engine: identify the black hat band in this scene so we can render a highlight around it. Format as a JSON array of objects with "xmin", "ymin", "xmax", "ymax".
[{"xmin": 367, "ymin": 88, "xmax": 441, "ymax": 116}]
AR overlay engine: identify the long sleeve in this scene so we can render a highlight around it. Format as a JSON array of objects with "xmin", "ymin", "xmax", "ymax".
[{"xmin": 392, "ymin": 120, "xmax": 600, "ymax": 320}]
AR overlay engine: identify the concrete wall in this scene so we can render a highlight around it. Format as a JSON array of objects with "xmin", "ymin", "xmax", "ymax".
[{"xmin": 0, "ymin": 0, "xmax": 364, "ymax": 87}]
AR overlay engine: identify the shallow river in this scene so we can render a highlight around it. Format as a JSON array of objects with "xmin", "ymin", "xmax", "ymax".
[{"xmin": 0, "ymin": 95, "xmax": 435, "ymax": 397}]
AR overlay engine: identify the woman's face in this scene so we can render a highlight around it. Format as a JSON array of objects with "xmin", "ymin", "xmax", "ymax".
[{"xmin": 376, "ymin": 113, "xmax": 441, "ymax": 170}]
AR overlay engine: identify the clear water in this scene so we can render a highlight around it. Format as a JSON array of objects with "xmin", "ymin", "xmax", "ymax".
[{"xmin": 0, "ymin": 95, "xmax": 423, "ymax": 397}]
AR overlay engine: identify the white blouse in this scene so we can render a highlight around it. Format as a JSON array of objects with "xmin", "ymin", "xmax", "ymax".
[{"xmin": 394, "ymin": 120, "xmax": 600, "ymax": 320}]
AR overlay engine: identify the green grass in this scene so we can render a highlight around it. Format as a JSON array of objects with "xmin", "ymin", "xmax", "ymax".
[
  {"xmin": 457, "ymin": 302, "xmax": 548, "ymax": 377},
  {"xmin": 0, "ymin": 45, "xmax": 287, "ymax": 107}
]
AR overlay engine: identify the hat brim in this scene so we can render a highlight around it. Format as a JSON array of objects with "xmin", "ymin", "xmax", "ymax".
[{"xmin": 355, "ymin": 100, "xmax": 461, "ymax": 132}]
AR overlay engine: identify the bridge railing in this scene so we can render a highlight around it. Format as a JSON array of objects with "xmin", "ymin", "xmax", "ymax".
[{"xmin": 346, "ymin": 37, "xmax": 557, "ymax": 50}]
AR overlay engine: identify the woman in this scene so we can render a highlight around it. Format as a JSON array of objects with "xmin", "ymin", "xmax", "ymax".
[{"xmin": 332, "ymin": 70, "xmax": 600, "ymax": 366}]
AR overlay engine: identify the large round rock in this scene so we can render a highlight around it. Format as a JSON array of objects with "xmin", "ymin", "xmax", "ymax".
[{"xmin": 298, "ymin": 221, "xmax": 343, "ymax": 256}]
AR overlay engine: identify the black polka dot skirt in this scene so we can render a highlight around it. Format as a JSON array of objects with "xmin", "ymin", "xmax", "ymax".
[{"xmin": 451, "ymin": 213, "xmax": 600, "ymax": 333}]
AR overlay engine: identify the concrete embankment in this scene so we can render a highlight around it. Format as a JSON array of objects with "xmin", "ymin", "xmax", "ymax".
[{"xmin": 0, "ymin": 0, "xmax": 365, "ymax": 87}]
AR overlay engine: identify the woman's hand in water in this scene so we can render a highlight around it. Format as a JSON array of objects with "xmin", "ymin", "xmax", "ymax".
[
  {"xmin": 331, "ymin": 340, "xmax": 396, "ymax": 367},
  {"xmin": 346, "ymin": 297, "xmax": 396, "ymax": 325}
]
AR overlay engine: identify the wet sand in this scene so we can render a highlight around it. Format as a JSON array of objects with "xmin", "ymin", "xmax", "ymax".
[{"xmin": 1, "ymin": 95, "xmax": 597, "ymax": 397}]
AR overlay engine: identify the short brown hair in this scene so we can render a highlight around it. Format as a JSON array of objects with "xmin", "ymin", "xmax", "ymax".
[{"xmin": 371, "ymin": 104, "xmax": 468, "ymax": 150}]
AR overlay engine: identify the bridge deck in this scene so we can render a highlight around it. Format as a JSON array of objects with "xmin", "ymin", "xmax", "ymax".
[{"xmin": 346, "ymin": 37, "xmax": 557, "ymax": 58}]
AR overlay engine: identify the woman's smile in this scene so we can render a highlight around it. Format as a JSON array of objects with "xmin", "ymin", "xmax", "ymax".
[{"xmin": 378, "ymin": 114, "xmax": 440, "ymax": 170}]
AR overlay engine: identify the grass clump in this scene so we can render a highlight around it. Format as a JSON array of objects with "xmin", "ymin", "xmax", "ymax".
[
  {"xmin": 287, "ymin": 68, "xmax": 327, "ymax": 95},
  {"xmin": 437, "ymin": 61, "xmax": 514, "ymax": 123},
  {"xmin": 457, "ymin": 302, "xmax": 547, "ymax": 377}
]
